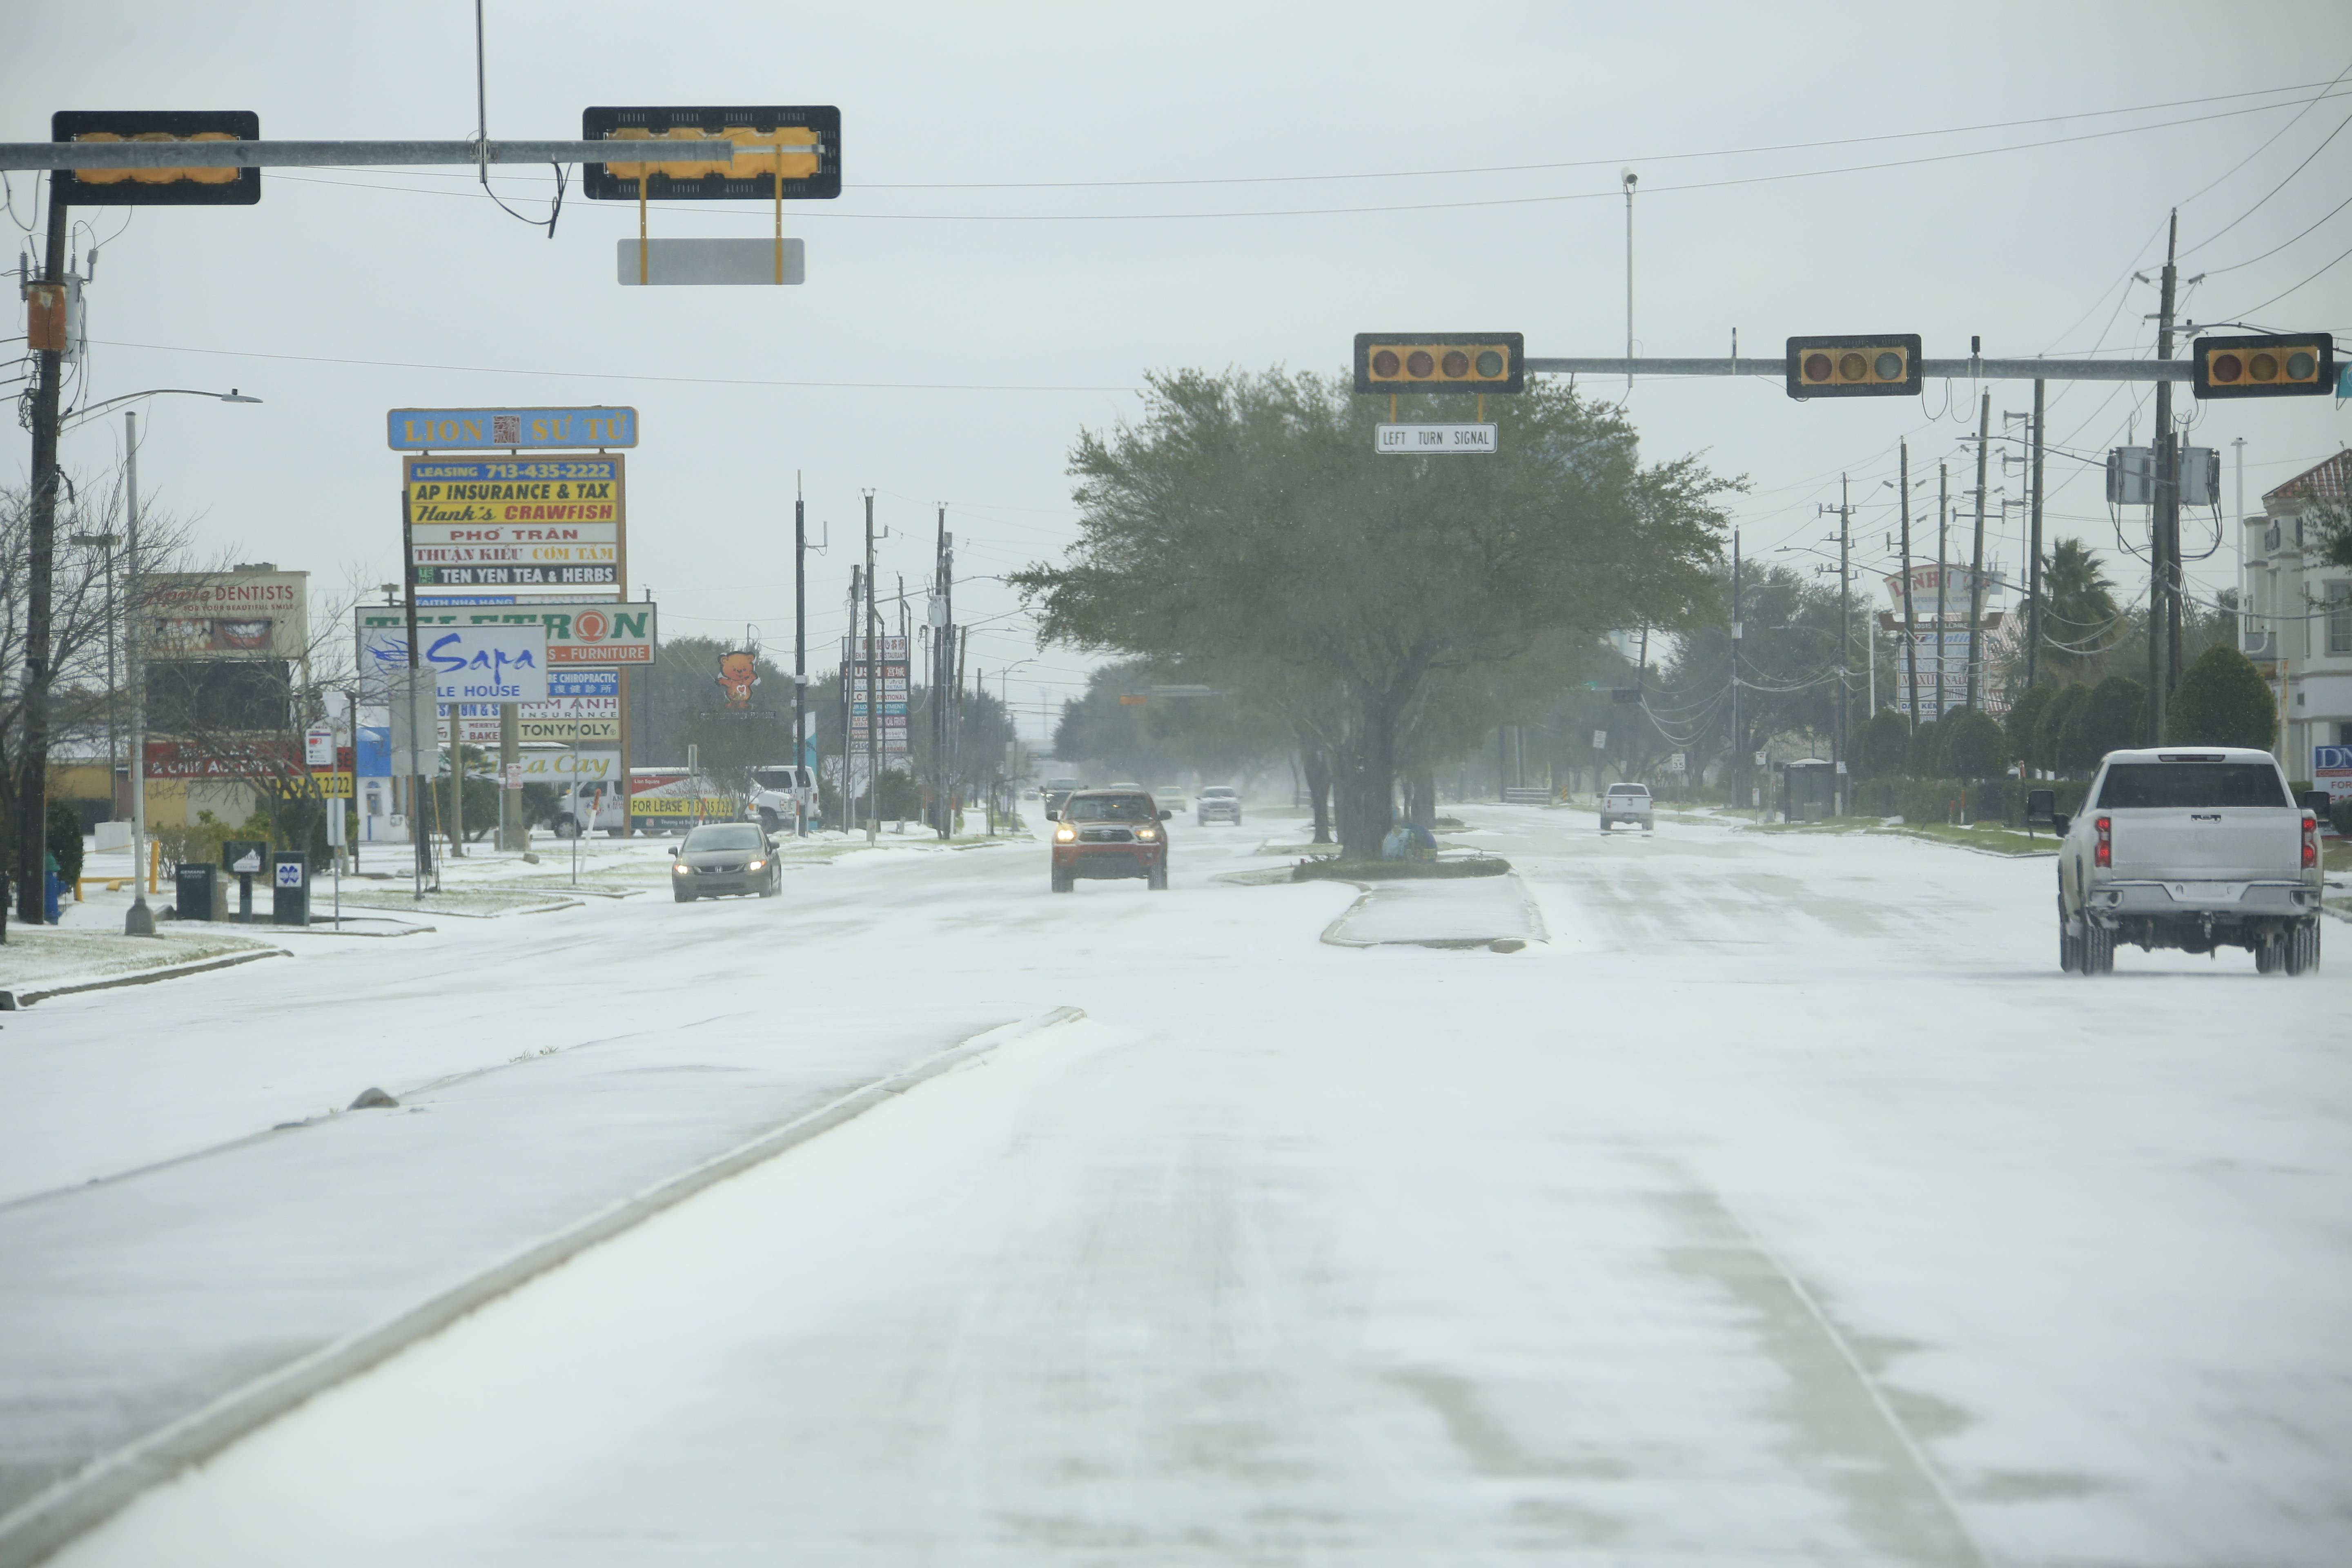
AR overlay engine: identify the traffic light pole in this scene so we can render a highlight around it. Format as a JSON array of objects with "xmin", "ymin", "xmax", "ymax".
[
  {"xmin": 0, "ymin": 138, "xmax": 742, "ymax": 174},
  {"xmin": 15, "ymin": 180, "xmax": 67, "ymax": 924},
  {"xmin": 1523, "ymin": 354, "xmax": 2195, "ymax": 384}
]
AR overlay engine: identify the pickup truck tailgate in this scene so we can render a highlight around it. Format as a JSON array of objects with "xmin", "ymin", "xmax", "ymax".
[{"xmin": 2108, "ymin": 808, "xmax": 2303, "ymax": 880}]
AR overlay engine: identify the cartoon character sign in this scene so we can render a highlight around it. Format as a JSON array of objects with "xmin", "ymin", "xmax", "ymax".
[{"xmin": 717, "ymin": 650, "xmax": 758, "ymax": 708}]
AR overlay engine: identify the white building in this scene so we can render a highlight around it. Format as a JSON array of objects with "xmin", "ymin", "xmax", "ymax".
[{"xmin": 2241, "ymin": 449, "xmax": 2352, "ymax": 784}]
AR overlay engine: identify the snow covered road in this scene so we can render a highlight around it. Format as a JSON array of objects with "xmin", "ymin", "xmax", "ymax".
[{"xmin": 17, "ymin": 811, "xmax": 2351, "ymax": 1566}]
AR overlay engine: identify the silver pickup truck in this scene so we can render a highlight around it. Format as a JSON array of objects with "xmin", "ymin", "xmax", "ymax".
[
  {"xmin": 2054, "ymin": 747, "xmax": 2325, "ymax": 975},
  {"xmin": 1599, "ymin": 782, "xmax": 1654, "ymax": 833}
]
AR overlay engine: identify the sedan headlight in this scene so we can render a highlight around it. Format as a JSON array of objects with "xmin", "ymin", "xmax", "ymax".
[
  {"xmin": 746, "ymin": 859, "xmax": 766, "ymax": 871},
  {"xmin": 1054, "ymin": 826, "xmax": 1076, "ymax": 842},
  {"xmin": 672, "ymin": 862, "xmax": 690, "ymax": 875}
]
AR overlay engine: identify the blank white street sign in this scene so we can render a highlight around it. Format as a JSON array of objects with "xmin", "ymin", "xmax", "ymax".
[
  {"xmin": 617, "ymin": 238, "xmax": 805, "ymax": 285},
  {"xmin": 1375, "ymin": 423, "xmax": 1497, "ymax": 455}
]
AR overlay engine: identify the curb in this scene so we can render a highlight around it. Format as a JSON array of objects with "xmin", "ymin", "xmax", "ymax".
[
  {"xmin": 0, "ymin": 1006, "xmax": 1084, "ymax": 1568},
  {"xmin": 5, "ymin": 948, "xmax": 289, "ymax": 1009}
]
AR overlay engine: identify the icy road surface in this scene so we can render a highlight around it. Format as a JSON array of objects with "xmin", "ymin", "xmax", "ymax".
[{"xmin": 29, "ymin": 809, "xmax": 2352, "ymax": 1567}]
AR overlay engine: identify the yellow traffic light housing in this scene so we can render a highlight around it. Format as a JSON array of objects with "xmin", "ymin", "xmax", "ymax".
[
  {"xmin": 1786, "ymin": 335, "xmax": 1921, "ymax": 398},
  {"xmin": 584, "ymin": 107, "xmax": 841, "ymax": 200},
  {"xmin": 1354, "ymin": 333, "xmax": 1525, "ymax": 394},
  {"xmin": 2192, "ymin": 333, "xmax": 2334, "ymax": 399},
  {"xmin": 51, "ymin": 111, "xmax": 260, "ymax": 205}
]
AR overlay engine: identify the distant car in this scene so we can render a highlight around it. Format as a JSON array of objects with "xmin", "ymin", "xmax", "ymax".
[
  {"xmin": 1599, "ymin": 783, "xmax": 1654, "ymax": 833},
  {"xmin": 670, "ymin": 822, "xmax": 782, "ymax": 902},
  {"xmin": 1154, "ymin": 784, "xmax": 1190, "ymax": 814},
  {"xmin": 1043, "ymin": 787, "xmax": 1078, "ymax": 820},
  {"xmin": 1196, "ymin": 785, "xmax": 1242, "ymax": 825},
  {"xmin": 1041, "ymin": 776, "xmax": 1082, "ymax": 802},
  {"xmin": 1051, "ymin": 788, "xmax": 1171, "ymax": 891}
]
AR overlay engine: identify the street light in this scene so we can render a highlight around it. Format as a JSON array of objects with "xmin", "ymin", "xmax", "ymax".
[
  {"xmin": 78, "ymin": 390, "xmax": 265, "ymax": 934},
  {"xmin": 61, "ymin": 387, "xmax": 262, "ymax": 433}
]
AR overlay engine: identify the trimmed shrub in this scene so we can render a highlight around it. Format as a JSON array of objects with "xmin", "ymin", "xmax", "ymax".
[
  {"xmin": 2065, "ymin": 675, "xmax": 2148, "ymax": 767},
  {"xmin": 2004, "ymin": 684, "xmax": 2056, "ymax": 767},
  {"xmin": 45, "ymin": 799, "xmax": 84, "ymax": 886},
  {"xmin": 2165, "ymin": 642, "xmax": 2277, "ymax": 749},
  {"xmin": 2037, "ymin": 683, "xmax": 2091, "ymax": 773},
  {"xmin": 1851, "ymin": 708, "xmax": 1911, "ymax": 781},
  {"xmin": 1940, "ymin": 706, "xmax": 2010, "ymax": 781}
]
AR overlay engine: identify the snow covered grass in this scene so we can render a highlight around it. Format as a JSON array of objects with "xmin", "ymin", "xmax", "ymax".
[{"xmin": 0, "ymin": 924, "xmax": 278, "ymax": 991}]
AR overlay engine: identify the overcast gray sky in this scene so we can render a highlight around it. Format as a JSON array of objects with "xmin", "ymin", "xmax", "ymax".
[{"xmin": 8, "ymin": 2, "xmax": 2351, "ymax": 735}]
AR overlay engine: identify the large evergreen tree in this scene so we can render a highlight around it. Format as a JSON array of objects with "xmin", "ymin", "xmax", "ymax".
[
  {"xmin": 1016, "ymin": 370, "xmax": 1733, "ymax": 856},
  {"xmin": 2065, "ymin": 675, "xmax": 2149, "ymax": 766}
]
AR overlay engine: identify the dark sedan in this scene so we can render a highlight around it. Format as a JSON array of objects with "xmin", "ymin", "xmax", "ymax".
[{"xmin": 670, "ymin": 822, "xmax": 782, "ymax": 902}]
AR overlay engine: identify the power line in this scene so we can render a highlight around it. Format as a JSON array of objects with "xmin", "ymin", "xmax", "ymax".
[
  {"xmin": 273, "ymin": 91, "xmax": 2352, "ymax": 225},
  {"xmin": 2181, "ymin": 100, "xmax": 2352, "ymax": 258},
  {"xmin": 2218, "ymin": 235, "xmax": 2352, "ymax": 319},
  {"xmin": 89, "ymin": 336, "xmax": 1135, "ymax": 394},
  {"xmin": 2200, "ymin": 188, "xmax": 2352, "ymax": 275}
]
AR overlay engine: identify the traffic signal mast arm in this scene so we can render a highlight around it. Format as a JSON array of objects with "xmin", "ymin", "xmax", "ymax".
[
  {"xmin": 0, "ymin": 139, "xmax": 747, "ymax": 171},
  {"xmin": 1521, "ymin": 355, "xmax": 2196, "ymax": 383}
]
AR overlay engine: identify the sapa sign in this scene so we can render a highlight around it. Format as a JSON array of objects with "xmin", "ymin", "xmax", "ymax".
[{"xmin": 361, "ymin": 624, "xmax": 549, "ymax": 704}]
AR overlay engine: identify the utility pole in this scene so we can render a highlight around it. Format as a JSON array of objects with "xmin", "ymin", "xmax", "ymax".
[
  {"xmin": 2150, "ymin": 207, "xmax": 2182, "ymax": 742},
  {"xmin": 2028, "ymin": 379, "xmax": 2046, "ymax": 693},
  {"xmin": 15, "ymin": 178, "xmax": 67, "ymax": 923},
  {"xmin": 1967, "ymin": 393, "xmax": 1990, "ymax": 714},
  {"xmin": 793, "ymin": 474, "xmax": 807, "ymax": 836},
  {"xmin": 1935, "ymin": 463, "xmax": 1949, "ymax": 726},
  {"xmin": 841, "ymin": 565, "xmax": 858, "ymax": 830},
  {"xmin": 1820, "ymin": 478, "xmax": 1853, "ymax": 813},
  {"xmin": 934, "ymin": 504, "xmax": 953, "ymax": 840},
  {"xmin": 863, "ymin": 491, "xmax": 879, "ymax": 844},
  {"xmin": 1899, "ymin": 442, "xmax": 1919, "ymax": 735},
  {"xmin": 1729, "ymin": 528, "xmax": 1742, "ymax": 807},
  {"xmin": 2231, "ymin": 435, "xmax": 2247, "ymax": 649},
  {"xmin": 123, "ymin": 411, "xmax": 155, "ymax": 935}
]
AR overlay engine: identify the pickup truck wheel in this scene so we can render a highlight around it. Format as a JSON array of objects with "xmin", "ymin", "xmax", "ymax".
[
  {"xmin": 2080, "ymin": 920, "xmax": 2114, "ymax": 976},
  {"xmin": 1051, "ymin": 867, "xmax": 1074, "ymax": 894},
  {"xmin": 2255, "ymin": 933, "xmax": 2283, "ymax": 974},
  {"xmin": 2058, "ymin": 901, "xmax": 2079, "ymax": 973},
  {"xmin": 1147, "ymin": 864, "xmax": 1168, "ymax": 891},
  {"xmin": 2285, "ymin": 919, "xmax": 2320, "ymax": 976}
]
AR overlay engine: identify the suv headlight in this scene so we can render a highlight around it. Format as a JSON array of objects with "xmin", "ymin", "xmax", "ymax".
[
  {"xmin": 672, "ymin": 862, "xmax": 690, "ymax": 875},
  {"xmin": 1054, "ymin": 826, "xmax": 1076, "ymax": 842},
  {"xmin": 1136, "ymin": 827, "xmax": 1159, "ymax": 840}
]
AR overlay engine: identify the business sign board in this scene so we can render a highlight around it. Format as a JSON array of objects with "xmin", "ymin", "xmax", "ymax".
[
  {"xmin": 2315, "ymin": 745, "xmax": 2352, "ymax": 803},
  {"xmin": 387, "ymin": 407, "xmax": 638, "ymax": 451},
  {"xmin": 356, "ymin": 604, "xmax": 655, "ymax": 697},
  {"xmin": 148, "ymin": 570, "xmax": 310, "ymax": 661},
  {"xmin": 841, "ymin": 635, "xmax": 909, "ymax": 753},
  {"xmin": 359, "ymin": 624, "xmax": 549, "ymax": 704},
  {"xmin": 268, "ymin": 770, "xmax": 354, "ymax": 799},
  {"xmin": 405, "ymin": 455, "xmax": 624, "ymax": 587},
  {"xmin": 143, "ymin": 738, "xmax": 296, "ymax": 780}
]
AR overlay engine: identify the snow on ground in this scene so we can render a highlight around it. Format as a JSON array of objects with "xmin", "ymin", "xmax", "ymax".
[{"xmin": 16, "ymin": 808, "xmax": 2351, "ymax": 1566}]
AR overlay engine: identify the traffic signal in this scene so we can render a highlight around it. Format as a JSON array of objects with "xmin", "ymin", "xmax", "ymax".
[
  {"xmin": 2192, "ymin": 333, "xmax": 2334, "ymax": 399},
  {"xmin": 1354, "ymin": 333, "xmax": 1525, "ymax": 394},
  {"xmin": 50, "ymin": 111, "xmax": 260, "ymax": 205},
  {"xmin": 583, "ymin": 107, "xmax": 841, "ymax": 200},
  {"xmin": 1785, "ymin": 334, "xmax": 1921, "ymax": 398}
]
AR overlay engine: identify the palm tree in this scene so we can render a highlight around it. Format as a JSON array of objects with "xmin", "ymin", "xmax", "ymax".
[{"xmin": 2037, "ymin": 539, "xmax": 2124, "ymax": 683}]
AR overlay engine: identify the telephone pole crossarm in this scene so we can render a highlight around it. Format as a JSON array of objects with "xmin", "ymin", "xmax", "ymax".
[
  {"xmin": 0, "ymin": 139, "xmax": 747, "ymax": 172},
  {"xmin": 1522, "ymin": 356, "xmax": 2193, "ymax": 383}
]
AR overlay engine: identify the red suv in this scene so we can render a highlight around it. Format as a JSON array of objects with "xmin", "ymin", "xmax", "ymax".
[{"xmin": 1050, "ymin": 789, "xmax": 1170, "ymax": 892}]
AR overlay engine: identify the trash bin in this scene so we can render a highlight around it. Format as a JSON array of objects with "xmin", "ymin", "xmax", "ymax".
[
  {"xmin": 174, "ymin": 862, "xmax": 218, "ymax": 922},
  {"xmin": 42, "ymin": 852, "xmax": 60, "ymax": 925},
  {"xmin": 270, "ymin": 851, "xmax": 310, "ymax": 927}
]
